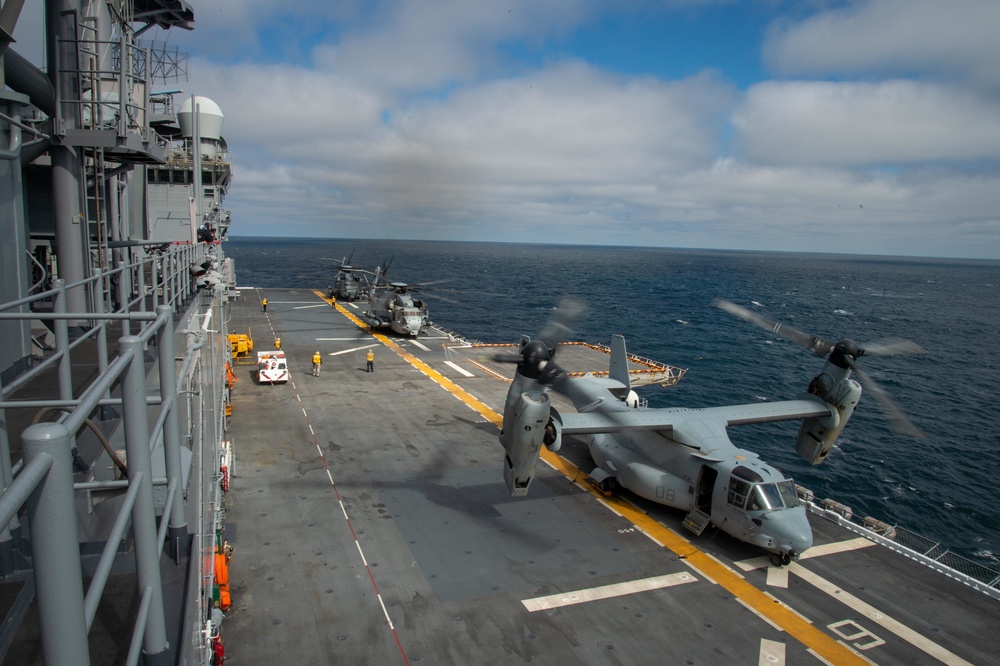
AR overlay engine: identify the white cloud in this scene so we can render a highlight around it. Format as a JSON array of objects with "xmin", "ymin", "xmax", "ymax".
[
  {"xmin": 149, "ymin": 1, "xmax": 1000, "ymax": 258},
  {"xmin": 733, "ymin": 80, "xmax": 1000, "ymax": 166},
  {"xmin": 387, "ymin": 64, "xmax": 732, "ymax": 181},
  {"xmin": 204, "ymin": 59, "xmax": 737, "ymax": 240},
  {"xmin": 763, "ymin": 0, "xmax": 1000, "ymax": 91},
  {"xmin": 312, "ymin": 0, "xmax": 592, "ymax": 94},
  {"xmin": 189, "ymin": 59, "xmax": 384, "ymax": 146}
]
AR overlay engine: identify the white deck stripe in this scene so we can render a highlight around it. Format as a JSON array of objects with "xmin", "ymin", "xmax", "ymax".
[
  {"xmin": 326, "ymin": 343, "xmax": 380, "ymax": 355},
  {"xmin": 767, "ymin": 565, "xmax": 789, "ymax": 588},
  {"xmin": 444, "ymin": 360, "xmax": 474, "ymax": 377},
  {"xmin": 759, "ymin": 638, "xmax": 786, "ymax": 665},
  {"xmin": 788, "ymin": 563, "xmax": 973, "ymax": 665},
  {"xmin": 801, "ymin": 537, "xmax": 876, "ymax": 559},
  {"xmin": 409, "ymin": 339, "xmax": 430, "ymax": 351},
  {"xmin": 521, "ymin": 572, "xmax": 697, "ymax": 612},
  {"xmin": 736, "ymin": 537, "xmax": 876, "ymax": 572}
]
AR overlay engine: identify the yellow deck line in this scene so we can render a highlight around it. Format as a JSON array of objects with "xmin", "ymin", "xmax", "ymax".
[
  {"xmin": 315, "ymin": 292, "xmax": 503, "ymax": 427},
  {"xmin": 314, "ymin": 291, "xmax": 868, "ymax": 665}
]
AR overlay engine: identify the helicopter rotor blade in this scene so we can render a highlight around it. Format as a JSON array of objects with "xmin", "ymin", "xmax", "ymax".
[
  {"xmin": 717, "ymin": 298, "xmax": 924, "ymax": 438},
  {"xmin": 713, "ymin": 298, "xmax": 835, "ymax": 357},
  {"xmin": 418, "ymin": 290, "xmax": 465, "ymax": 307},
  {"xmin": 858, "ymin": 339, "xmax": 927, "ymax": 356},
  {"xmin": 538, "ymin": 298, "xmax": 586, "ymax": 352},
  {"xmin": 843, "ymin": 356, "xmax": 924, "ymax": 438},
  {"xmin": 409, "ymin": 279, "xmax": 453, "ymax": 289},
  {"xmin": 491, "ymin": 352, "xmax": 524, "ymax": 364},
  {"xmin": 494, "ymin": 298, "xmax": 585, "ymax": 379}
]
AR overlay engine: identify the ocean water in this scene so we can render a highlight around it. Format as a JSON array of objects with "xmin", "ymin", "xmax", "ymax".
[{"xmin": 225, "ymin": 237, "xmax": 1000, "ymax": 565}]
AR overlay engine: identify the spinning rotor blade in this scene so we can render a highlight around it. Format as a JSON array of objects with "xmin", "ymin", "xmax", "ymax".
[
  {"xmin": 713, "ymin": 299, "xmax": 834, "ymax": 357},
  {"xmin": 408, "ymin": 279, "xmax": 453, "ymax": 289},
  {"xmin": 843, "ymin": 357, "xmax": 924, "ymax": 438},
  {"xmin": 491, "ymin": 298, "xmax": 586, "ymax": 377},
  {"xmin": 716, "ymin": 298, "xmax": 925, "ymax": 438},
  {"xmin": 418, "ymin": 290, "xmax": 464, "ymax": 307},
  {"xmin": 492, "ymin": 351, "xmax": 524, "ymax": 364},
  {"xmin": 538, "ymin": 298, "xmax": 586, "ymax": 351},
  {"xmin": 857, "ymin": 339, "xmax": 927, "ymax": 356}
]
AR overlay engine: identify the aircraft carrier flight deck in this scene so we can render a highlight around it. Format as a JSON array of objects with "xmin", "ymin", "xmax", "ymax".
[{"xmin": 221, "ymin": 287, "xmax": 998, "ymax": 665}]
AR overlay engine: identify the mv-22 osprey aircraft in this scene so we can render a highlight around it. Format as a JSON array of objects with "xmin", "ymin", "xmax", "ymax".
[{"xmin": 495, "ymin": 299, "xmax": 924, "ymax": 565}]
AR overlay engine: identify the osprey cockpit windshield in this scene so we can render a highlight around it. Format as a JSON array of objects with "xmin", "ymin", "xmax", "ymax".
[{"xmin": 746, "ymin": 480, "xmax": 801, "ymax": 512}]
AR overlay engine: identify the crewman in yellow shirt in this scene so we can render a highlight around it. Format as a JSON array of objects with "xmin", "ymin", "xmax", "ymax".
[
  {"xmin": 312, "ymin": 351, "xmax": 322, "ymax": 376},
  {"xmin": 366, "ymin": 349, "xmax": 374, "ymax": 373}
]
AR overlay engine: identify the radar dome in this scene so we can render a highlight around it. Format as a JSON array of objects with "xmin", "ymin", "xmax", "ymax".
[{"xmin": 178, "ymin": 96, "xmax": 224, "ymax": 141}]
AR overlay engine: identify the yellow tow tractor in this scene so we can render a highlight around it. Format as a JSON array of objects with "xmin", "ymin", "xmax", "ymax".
[{"xmin": 229, "ymin": 328, "xmax": 254, "ymax": 364}]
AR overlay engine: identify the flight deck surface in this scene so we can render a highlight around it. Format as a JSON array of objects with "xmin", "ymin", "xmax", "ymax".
[{"xmin": 222, "ymin": 288, "xmax": 998, "ymax": 665}]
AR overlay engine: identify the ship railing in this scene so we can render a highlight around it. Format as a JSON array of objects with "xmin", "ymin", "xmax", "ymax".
[
  {"xmin": 802, "ymin": 497, "xmax": 1000, "ymax": 601},
  {"xmin": 0, "ymin": 243, "xmax": 228, "ymax": 664},
  {"xmin": 434, "ymin": 324, "xmax": 474, "ymax": 346},
  {"xmin": 3, "ymin": 242, "xmax": 209, "ymax": 403},
  {"xmin": 0, "ymin": 309, "xmax": 184, "ymax": 663}
]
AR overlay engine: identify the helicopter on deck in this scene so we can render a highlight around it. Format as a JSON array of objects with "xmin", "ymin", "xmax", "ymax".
[
  {"xmin": 361, "ymin": 265, "xmax": 432, "ymax": 337},
  {"xmin": 495, "ymin": 299, "xmax": 925, "ymax": 565},
  {"xmin": 328, "ymin": 255, "xmax": 374, "ymax": 302}
]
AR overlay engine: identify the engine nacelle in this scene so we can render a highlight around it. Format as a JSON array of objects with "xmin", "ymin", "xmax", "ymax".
[
  {"xmin": 795, "ymin": 374, "xmax": 862, "ymax": 465},
  {"xmin": 543, "ymin": 407, "xmax": 563, "ymax": 453},
  {"xmin": 499, "ymin": 391, "xmax": 552, "ymax": 496}
]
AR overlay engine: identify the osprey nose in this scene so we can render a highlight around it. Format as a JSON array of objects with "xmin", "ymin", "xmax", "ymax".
[{"xmin": 765, "ymin": 509, "xmax": 813, "ymax": 557}]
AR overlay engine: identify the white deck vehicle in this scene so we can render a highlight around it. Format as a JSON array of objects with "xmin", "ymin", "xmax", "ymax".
[{"xmin": 257, "ymin": 351, "xmax": 288, "ymax": 384}]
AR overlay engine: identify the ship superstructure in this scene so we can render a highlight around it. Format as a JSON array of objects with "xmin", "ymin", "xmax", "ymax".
[{"xmin": 1, "ymin": 1, "xmax": 236, "ymax": 663}]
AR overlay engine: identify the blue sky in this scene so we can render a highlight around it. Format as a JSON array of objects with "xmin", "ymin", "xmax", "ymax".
[{"xmin": 15, "ymin": 0, "xmax": 1000, "ymax": 258}]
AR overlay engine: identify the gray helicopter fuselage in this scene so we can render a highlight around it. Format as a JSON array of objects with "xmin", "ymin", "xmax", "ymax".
[
  {"xmin": 364, "ymin": 287, "xmax": 430, "ymax": 337},
  {"xmin": 499, "ymin": 330, "xmax": 832, "ymax": 559},
  {"xmin": 333, "ymin": 269, "xmax": 363, "ymax": 301},
  {"xmin": 500, "ymin": 302, "xmax": 917, "ymax": 563},
  {"xmin": 567, "ymin": 379, "xmax": 814, "ymax": 558}
]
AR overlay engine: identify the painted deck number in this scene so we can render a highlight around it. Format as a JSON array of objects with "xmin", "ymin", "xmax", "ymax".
[
  {"xmin": 828, "ymin": 619, "xmax": 886, "ymax": 650},
  {"xmin": 618, "ymin": 527, "xmax": 636, "ymax": 534}
]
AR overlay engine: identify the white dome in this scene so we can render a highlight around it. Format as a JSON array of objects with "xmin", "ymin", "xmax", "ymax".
[{"xmin": 178, "ymin": 96, "xmax": 224, "ymax": 140}]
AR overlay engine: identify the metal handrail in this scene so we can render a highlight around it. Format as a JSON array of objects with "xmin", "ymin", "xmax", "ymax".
[
  {"xmin": 804, "ymin": 499, "xmax": 1000, "ymax": 600},
  {"xmin": 0, "ymin": 242, "xmax": 222, "ymax": 664}
]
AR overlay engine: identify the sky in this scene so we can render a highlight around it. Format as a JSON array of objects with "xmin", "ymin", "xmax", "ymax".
[{"xmin": 14, "ymin": 0, "xmax": 1000, "ymax": 258}]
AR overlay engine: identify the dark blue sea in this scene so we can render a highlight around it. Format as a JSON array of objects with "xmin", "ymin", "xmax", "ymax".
[{"xmin": 225, "ymin": 237, "xmax": 1000, "ymax": 566}]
